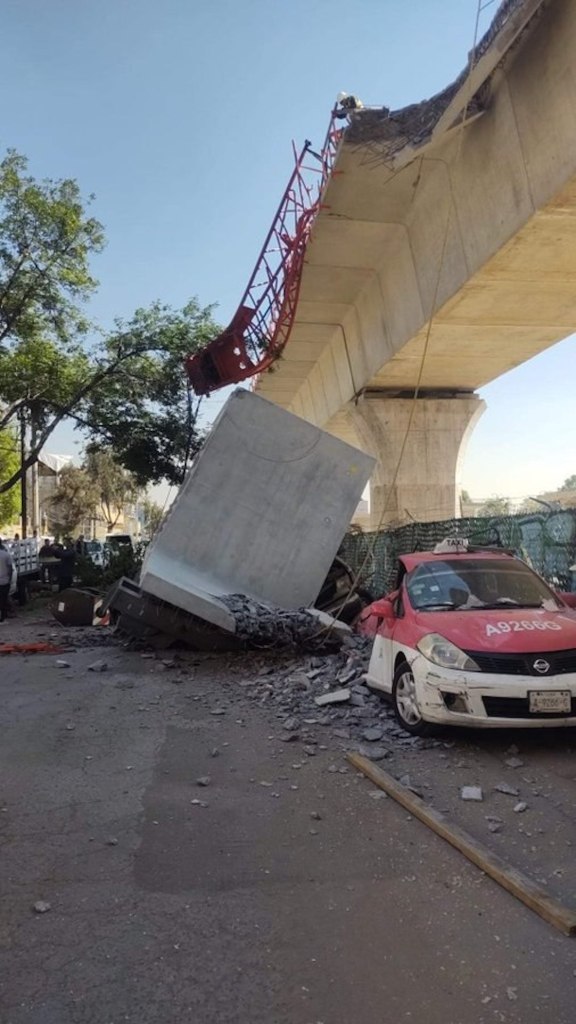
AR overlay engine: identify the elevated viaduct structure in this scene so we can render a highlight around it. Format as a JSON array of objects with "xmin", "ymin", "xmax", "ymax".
[{"xmin": 249, "ymin": 0, "xmax": 576, "ymax": 526}]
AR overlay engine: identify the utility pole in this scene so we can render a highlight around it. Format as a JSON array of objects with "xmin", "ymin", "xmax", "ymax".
[
  {"xmin": 30, "ymin": 415, "xmax": 40, "ymax": 535},
  {"xmin": 19, "ymin": 408, "xmax": 27, "ymax": 538}
]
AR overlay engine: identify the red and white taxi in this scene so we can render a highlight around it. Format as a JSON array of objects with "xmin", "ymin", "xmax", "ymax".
[{"xmin": 357, "ymin": 541, "xmax": 576, "ymax": 734}]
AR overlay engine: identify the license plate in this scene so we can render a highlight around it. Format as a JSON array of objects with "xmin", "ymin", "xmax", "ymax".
[{"xmin": 529, "ymin": 690, "xmax": 571, "ymax": 714}]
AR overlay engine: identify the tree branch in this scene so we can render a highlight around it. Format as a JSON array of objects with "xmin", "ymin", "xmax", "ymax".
[{"xmin": 0, "ymin": 346, "xmax": 149, "ymax": 494}]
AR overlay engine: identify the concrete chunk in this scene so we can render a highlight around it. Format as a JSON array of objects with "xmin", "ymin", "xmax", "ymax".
[
  {"xmin": 139, "ymin": 390, "xmax": 374, "ymax": 620},
  {"xmin": 461, "ymin": 786, "xmax": 483, "ymax": 802},
  {"xmin": 314, "ymin": 688, "xmax": 351, "ymax": 706}
]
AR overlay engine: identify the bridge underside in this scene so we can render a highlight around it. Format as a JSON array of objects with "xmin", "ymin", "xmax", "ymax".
[{"xmin": 255, "ymin": 0, "xmax": 576, "ymax": 526}]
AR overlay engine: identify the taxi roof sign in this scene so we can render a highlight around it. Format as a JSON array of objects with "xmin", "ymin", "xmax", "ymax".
[{"xmin": 433, "ymin": 537, "xmax": 469, "ymax": 555}]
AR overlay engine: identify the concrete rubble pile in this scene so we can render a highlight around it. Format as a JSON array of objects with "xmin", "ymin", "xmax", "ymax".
[
  {"xmin": 219, "ymin": 594, "xmax": 348, "ymax": 651},
  {"xmin": 236, "ymin": 634, "xmax": 440, "ymax": 758}
]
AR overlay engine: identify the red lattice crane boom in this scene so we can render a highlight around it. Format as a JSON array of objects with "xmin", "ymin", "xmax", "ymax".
[{"xmin": 186, "ymin": 114, "xmax": 342, "ymax": 395}]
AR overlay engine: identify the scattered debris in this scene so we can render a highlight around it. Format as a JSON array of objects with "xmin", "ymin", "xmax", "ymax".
[
  {"xmin": 362, "ymin": 727, "xmax": 384, "ymax": 742},
  {"xmin": 196, "ymin": 776, "xmax": 211, "ymax": 787},
  {"xmin": 32, "ymin": 901, "xmax": 51, "ymax": 914},
  {"xmin": 314, "ymin": 688, "xmax": 351, "ymax": 706},
  {"xmin": 357, "ymin": 745, "xmax": 389, "ymax": 762},
  {"xmin": 505, "ymin": 757, "xmax": 524, "ymax": 769},
  {"xmin": 106, "ymin": 837, "xmax": 119, "ymax": 846},
  {"xmin": 87, "ymin": 659, "xmax": 108, "ymax": 673},
  {"xmin": 513, "ymin": 801, "xmax": 528, "ymax": 813},
  {"xmin": 56, "ymin": 660, "xmax": 70, "ymax": 668},
  {"xmin": 494, "ymin": 783, "xmax": 520, "ymax": 797},
  {"xmin": 461, "ymin": 786, "xmax": 483, "ymax": 802}
]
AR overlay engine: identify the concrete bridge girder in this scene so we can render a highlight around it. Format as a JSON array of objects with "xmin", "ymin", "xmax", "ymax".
[
  {"xmin": 255, "ymin": 0, "xmax": 576, "ymax": 524},
  {"xmin": 328, "ymin": 395, "xmax": 486, "ymax": 529}
]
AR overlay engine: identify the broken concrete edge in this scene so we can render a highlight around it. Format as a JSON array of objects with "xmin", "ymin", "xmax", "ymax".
[{"xmin": 101, "ymin": 578, "xmax": 353, "ymax": 653}]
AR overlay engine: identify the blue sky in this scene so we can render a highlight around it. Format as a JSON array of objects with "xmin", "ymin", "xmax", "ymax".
[{"xmin": 3, "ymin": 0, "xmax": 575, "ymax": 500}]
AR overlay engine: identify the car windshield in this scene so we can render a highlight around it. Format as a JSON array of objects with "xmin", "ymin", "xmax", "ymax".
[{"xmin": 405, "ymin": 558, "xmax": 563, "ymax": 612}]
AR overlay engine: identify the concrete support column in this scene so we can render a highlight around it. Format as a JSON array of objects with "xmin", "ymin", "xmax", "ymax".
[{"xmin": 334, "ymin": 394, "xmax": 485, "ymax": 529}]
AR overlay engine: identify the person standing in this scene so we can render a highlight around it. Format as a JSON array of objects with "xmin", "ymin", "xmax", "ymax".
[
  {"xmin": 53, "ymin": 541, "xmax": 76, "ymax": 592},
  {"xmin": 0, "ymin": 539, "xmax": 14, "ymax": 624}
]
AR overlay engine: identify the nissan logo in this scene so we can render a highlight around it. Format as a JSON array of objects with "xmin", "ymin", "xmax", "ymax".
[{"xmin": 533, "ymin": 659, "xmax": 551, "ymax": 675}]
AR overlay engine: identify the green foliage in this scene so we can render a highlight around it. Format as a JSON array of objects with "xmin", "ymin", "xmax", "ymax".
[
  {"xmin": 0, "ymin": 149, "xmax": 219, "ymax": 497},
  {"xmin": 560, "ymin": 475, "xmax": 576, "ymax": 491},
  {"xmin": 101, "ymin": 543, "xmax": 145, "ymax": 587},
  {"xmin": 75, "ymin": 542, "xmax": 146, "ymax": 591},
  {"xmin": 82, "ymin": 300, "xmax": 217, "ymax": 486},
  {"xmin": 51, "ymin": 450, "xmax": 140, "ymax": 533},
  {"xmin": 140, "ymin": 497, "xmax": 165, "ymax": 538},
  {"xmin": 74, "ymin": 553, "xmax": 104, "ymax": 589},
  {"xmin": 0, "ymin": 336, "xmax": 92, "ymax": 429},
  {"xmin": 0, "ymin": 426, "xmax": 20, "ymax": 525},
  {"xmin": 83, "ymin": 450, "xmax": 139, "ymax": 529},
  {"xmin": 50, "ymin": 464, "xmax": 99, "ymax": 535},
  {"xmin": 0, "ymin": 149, "xmax": 104, "ymax": 350}
]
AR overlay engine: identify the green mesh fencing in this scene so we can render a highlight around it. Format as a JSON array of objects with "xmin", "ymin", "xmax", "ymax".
[{"xmin": 339, "ymin": 510, "xmax": 576, "ymax": 598}]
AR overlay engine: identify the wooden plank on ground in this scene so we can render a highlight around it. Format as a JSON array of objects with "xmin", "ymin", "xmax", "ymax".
[{"xmin": 347, "ymin": 751, "xmax": 576, "ymax": 937}]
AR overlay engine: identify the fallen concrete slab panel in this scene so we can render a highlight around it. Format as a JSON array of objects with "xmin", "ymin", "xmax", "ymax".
[{"xmin": 140, "ymin": 389, "xmax": 374, "ymax": 616}]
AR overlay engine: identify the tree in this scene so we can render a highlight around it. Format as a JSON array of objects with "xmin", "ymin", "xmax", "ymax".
[
  {"xmin": 559, "ymin": 475, "xmax": 576, "ymax": 491},
  {"xmin": 84, "ymin": 450, "xmax": 139, "ymax": 531},
  {"xmin": 49, "ymin": 464, "xmax": 99, "ymax": 536},
  {"xmin": 81, "ymin": 300, "xmax": 216, "ymax": 486},
  {"xmin": 51, "ymin": 450, "xmax": 141, "ymax": 534},
  {"xmin": 0, "ymin": 150, "xmax": 104, "ymax": 350},
  {"xmin": 0, "ymin": 426, "xmax": 20, "ymax": 526},
  {"xmin": 141, "ymin": 497, "xmax": 165, "ymax": 538},
  {"xmin": 0, "ymin": 299, "xmax": 219, "ymax": 496},
  {"xmin": 0, "ymin": 148, "xmax": 104, "ymax": 500},
  {"xmin": 478, "ymin": 495, "xmax": 510, "ymax": 517},
  {"xmin": 0, "ymin": 149, "xmax": 219, "ymax": 499}
]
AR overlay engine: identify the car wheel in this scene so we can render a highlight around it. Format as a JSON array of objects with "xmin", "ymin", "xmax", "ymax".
[{"xmin": 392, "ymin": 662, "xmax": 433, "ymax": 736}]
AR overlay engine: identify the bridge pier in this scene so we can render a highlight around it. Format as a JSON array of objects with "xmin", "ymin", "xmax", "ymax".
[{"xmin": 330, "ymin": 393, "xmax": 485, "ymax": 529}]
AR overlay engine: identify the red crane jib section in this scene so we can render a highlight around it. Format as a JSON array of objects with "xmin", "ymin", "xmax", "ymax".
[{"xmin": 186, "ymin": 120, "xmax": 342, "ymax": 396}]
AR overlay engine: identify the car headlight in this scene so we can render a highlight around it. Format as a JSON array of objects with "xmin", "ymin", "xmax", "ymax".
[{"xmin": 416, "ymin": 634, "xmax": 480, "ymax": 672}]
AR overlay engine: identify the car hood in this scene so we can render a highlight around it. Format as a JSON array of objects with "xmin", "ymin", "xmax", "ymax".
[{"xmin": 413, "ymin": 606, "xmax": 576, "ymax": 653}]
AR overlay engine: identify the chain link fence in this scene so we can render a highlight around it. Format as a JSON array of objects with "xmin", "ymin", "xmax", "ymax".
[{"xmin": 340, "ymin": 509, "xmax": 576, "ymax": 598}]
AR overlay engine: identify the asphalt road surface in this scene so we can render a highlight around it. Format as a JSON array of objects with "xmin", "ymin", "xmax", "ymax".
[{"xmin": 2, "ymin": 637, "xmax": 576, "ymax": 1024}]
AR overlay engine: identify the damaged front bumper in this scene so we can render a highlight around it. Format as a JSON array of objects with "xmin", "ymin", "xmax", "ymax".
[{"xmin": 412, "ymin": 656, "xmax": 576, "ymax": 728}]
